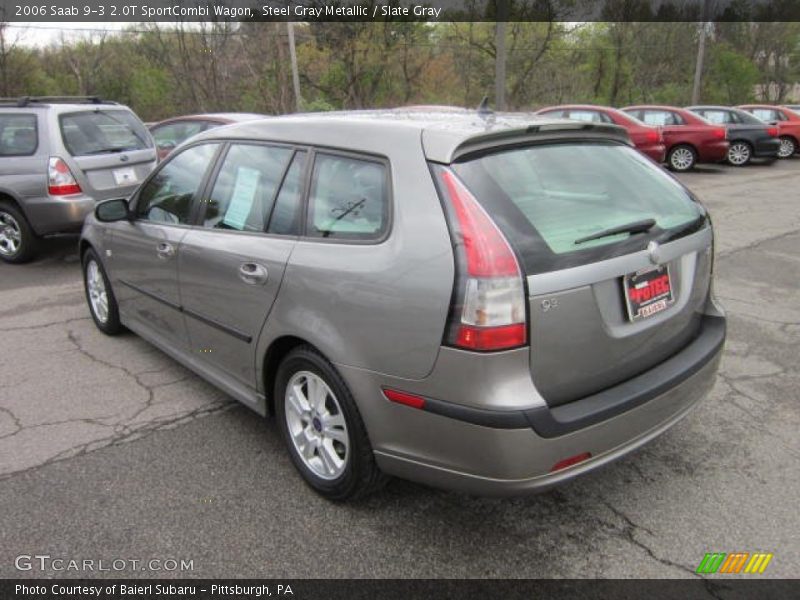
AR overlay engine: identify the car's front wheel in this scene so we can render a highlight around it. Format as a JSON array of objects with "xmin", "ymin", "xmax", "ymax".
[
  {"xmin": 275, "ymin": 346, "xmax": 385, "ymax": 500},
  {"xmin": 667, "ymin": 145, "xmax": 697, "ymax": 172},
  {"xmin": 82, "ymin": 248, "xmax": 123, "ymax": 335},
  {"xmin": 778, "ymin": 136, "xmax": 796, "ymax": 158},
  {"xmin": 727, "ymin": 141, "xmax": 753, "ymax": 166},
  {"xmin": 0, "ymin": 201, "xmax": 39, "ymax": 264}
]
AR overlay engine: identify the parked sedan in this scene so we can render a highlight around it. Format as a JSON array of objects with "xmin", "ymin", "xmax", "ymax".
[
  {"xmin": 622, "ymin": 105, "xmax": 729, "ymax": 171},
  {"xmin": 80, "ymin": 110, "xmax": 724, "ymax": 500},
  {"xmin": 685, "ymin": 106, "xmax": 780, "ymax": 166},
  {"xmin": 149, "ymin": 113, "xmax": 266, "ymax": 160},
  {"xmin": 535, "ymin": 104, "xmax": 666, "ymax": 162},
  {"xmin": 737, "ymin": 104, "xmax": 800, "ymax": 158}
]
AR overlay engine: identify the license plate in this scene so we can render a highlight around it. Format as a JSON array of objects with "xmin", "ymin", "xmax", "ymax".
[
  {"xmin": 623, "ymin": 264, "xmax": 674, "ymax": 321},
  {"xmin": 113, "ymin": 167, "xmax": 137, "ymax": 186}
]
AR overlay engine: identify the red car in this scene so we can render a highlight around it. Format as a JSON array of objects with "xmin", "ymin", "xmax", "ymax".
[
  {"xmin": 737, "ymin": 104, "xmax": 800, "ymax": 158},
  {"xmin": 621, "ymin": 105, "xmax": 729, "ymax": 171},
  {"xmin": 149, "ymin": 113, "xmax": 266, "ymax": 160},
  {"xmin": 534, "ymin": 104, "xmax": 666, "ymax": 163}
]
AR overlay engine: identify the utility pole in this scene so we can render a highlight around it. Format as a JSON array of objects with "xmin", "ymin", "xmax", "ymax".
[
  {"xmin": 494, "ymin": 0, "xmax": 509, "ymax": 111},
  {"xmin": 691, "ymin": 0, "xmax": 710, "ymax": 105},
  {"xmin": 287, "ymin": 22, "xmax": 303, "ymax": 112}
]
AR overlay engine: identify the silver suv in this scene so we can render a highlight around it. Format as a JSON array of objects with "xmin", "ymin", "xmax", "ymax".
[
  {"xmin": 0, "ymin": 96, "xmax": 156, "ymax": 263},
  {"xmin": 80, "ymin": 110, "xmax": 726, "ymax": 500}
]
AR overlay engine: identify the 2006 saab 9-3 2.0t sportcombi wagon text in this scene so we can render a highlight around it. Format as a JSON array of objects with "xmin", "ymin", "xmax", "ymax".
[{"xmin": 80, "ymin": 109, "xmax": 726, "ymax": 500}]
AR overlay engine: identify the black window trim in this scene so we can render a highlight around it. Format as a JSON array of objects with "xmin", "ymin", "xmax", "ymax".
[
  {"xmin": 301, "ymin": 147, "xmax": 393, "ymax": 246},
  {"xmin": 0, "ymin": 112, "xmax": 39, "ymax": 157}
]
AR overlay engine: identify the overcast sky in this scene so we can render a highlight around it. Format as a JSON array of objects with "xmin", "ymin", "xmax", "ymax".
[{"xmin": 10, "ymin": 22, "xmax": 150, "ymax": 47}]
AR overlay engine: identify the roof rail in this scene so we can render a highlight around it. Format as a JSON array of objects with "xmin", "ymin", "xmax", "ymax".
[{"xmin": 0, "ymin": 96, "xmax": 118, "ymax": 107}]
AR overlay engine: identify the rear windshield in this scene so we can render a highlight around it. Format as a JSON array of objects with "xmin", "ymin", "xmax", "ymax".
[
  {"xmin": 60, "ymin": 110, "xmax": 151, "ymax": 156},
  {"xmin": 451, "ymin": 142, "xmax": 706, "ymax": 275},
  {"xmin": 0, "ymin": 114, "xmax": 37, "ymax": 156}
]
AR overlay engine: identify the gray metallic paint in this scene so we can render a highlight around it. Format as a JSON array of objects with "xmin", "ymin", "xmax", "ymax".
[{"xmin": 81, "ymin": 112, "xmax": 725, "ymax": 495}]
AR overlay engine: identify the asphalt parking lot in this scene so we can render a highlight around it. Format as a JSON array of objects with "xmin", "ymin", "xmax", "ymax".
[{"xmin": 0, "ymin": 159, "xmax": 798, "ymax": 579}]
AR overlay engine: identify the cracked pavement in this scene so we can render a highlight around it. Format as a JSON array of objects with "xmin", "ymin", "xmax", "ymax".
[{"xmin": 0, "ymin": 160, "xmax": 797, "ymax": 581}]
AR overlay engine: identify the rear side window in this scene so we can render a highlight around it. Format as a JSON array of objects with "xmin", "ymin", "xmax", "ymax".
[
  {"xmin": 152, "ymin": 121, "xmax": 207, "ymax": 148},
  {"xmin": 697, "ymin": 110, "xmax": 733, "ymax": 124},
  {"xmin": 750, "ymin": 108, "xmax": 782, "ymax": 122},
  {"xmin": 60, "ymin": 110, "xmax": 151, "ymax": 156},
  {"xmin": 0, "ymin": 114, "xmax": 37, "ymax": 156},
  {"xmin": 567, "ymin": 110, "xmax": 611, "ymax": 123},
  {"xmin": 451, "ymin": 142, "xmax": 705, "ymax": 275},
  {"xmin": 202, "ymin": 144, "xmax": 292, "ymax": 232},
  {"xmin": 306, "ymin": 153, "xmax": 388, "ymax": 241},
  {"xmin": 641, "ymin": 110, "xmax": 685, "ymax": 126}
]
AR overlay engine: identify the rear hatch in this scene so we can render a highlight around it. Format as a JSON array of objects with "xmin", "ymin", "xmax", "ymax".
[
  {"xmin": 451, "ymin": 141, "xmax": 713, "ymax": 407},
  {"xmin": 58, "ymin": 108, "xmax": 156, "ymax": 200}
]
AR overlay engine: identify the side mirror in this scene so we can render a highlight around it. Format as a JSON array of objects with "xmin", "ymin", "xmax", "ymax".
[{"xmin": 95, "ymin": 198, "xmax": 131, "ymax": 223}]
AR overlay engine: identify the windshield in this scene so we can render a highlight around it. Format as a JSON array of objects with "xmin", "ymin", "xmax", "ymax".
[
  {"xmin": 451, "ymin": 142, "xmax": 706, "ymax": 275},
  {"xmin": 60, "ymin": 110, "xmax": 152, "ymax": 156}
]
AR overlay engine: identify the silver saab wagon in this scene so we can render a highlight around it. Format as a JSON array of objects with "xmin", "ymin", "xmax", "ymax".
[{"xmin": 80, "ymin": 110, "xmax": 726, "ymax": 500}]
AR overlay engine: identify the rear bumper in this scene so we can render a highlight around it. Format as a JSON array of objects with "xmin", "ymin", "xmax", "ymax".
[
  {"xmin": 22, "ymin": 194, "xmax": 96, "ymax": 236},
  {"xmin": 341, "ymin": 314, "xmax": 725, "ymax": 496},
  {"xmin": 697, "ymin": 140, "xmax": 729, "ymax": 162},
  {"xmin": 639, "ymin": 143, "xmax": 666, "ymax": 163},
  {"xmin": 753, "ymin": 138, "xmax": 781, "ymax": 158}
]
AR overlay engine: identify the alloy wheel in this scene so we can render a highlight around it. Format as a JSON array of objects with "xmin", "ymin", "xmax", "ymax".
[
  {"xmin": 778, "ymin": 137, "xmax": 795, "ymax": 158},
  {"xmin": 284, "ymin": 370, "xmax": 350, "ymax": 480},
  {"xmin": 670, "ymin": 147, "xmax": 695, "ymax": 171},
  {"xmin": 86, "ymin": 260, "xmax": 109, "ymax": 324},
  {"xmin": 0, "ymin": 211, "xmax": 22, "ymax": 257},
  {"xmin": 728, "ymin": 142, "xmax": 751, "ymax": 166}
]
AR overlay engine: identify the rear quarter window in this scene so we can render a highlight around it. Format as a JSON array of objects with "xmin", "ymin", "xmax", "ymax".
[
  {"xmin": 451, "ymin": 142, "xmax": 706, "ymax": 275},
  {"xmin": 305, "ymin": 153, "xmax": 389, "ymax": 241},
  {"xmin": 0, "ymin": 114, "xmax": 37, "ymax": 156}
]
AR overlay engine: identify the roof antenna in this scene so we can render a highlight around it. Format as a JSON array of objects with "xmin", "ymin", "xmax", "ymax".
[{"xmin": 477, "ymin": 95, "xmax": 493, "ymax": 118}]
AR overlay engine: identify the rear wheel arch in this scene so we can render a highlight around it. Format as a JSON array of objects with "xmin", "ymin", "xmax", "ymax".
[
  {"xmin": 79, "ymin": 239, "xmax": 94, "ymax": 260},
  {"xmin": 262, "ymin": 335, "xmax": 316, "ymax": 416}
]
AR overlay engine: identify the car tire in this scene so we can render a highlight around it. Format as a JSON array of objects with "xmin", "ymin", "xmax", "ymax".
[
  {"xmin": 82, "ymin": 248, "xmax": 123, "ymax": 335},
  {"xmin": 777, "ymin": 136, "xmax": 796, "ymax": 159},
  {"xmin": 0, "ymin": 201, "xmax": 39, "ymax": 264},
  {"xmin": 727, "ymin": 141, "xmax": 752, "ymax": 166},
  {"xmin": 275, "ymin": 345, "xmax": 386, "ymax": 501},
  {"xmin": 667, "ymin": 145, "xmax": 697, "ymax": 172}
]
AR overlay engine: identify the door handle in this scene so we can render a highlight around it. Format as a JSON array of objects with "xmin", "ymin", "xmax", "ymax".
[
  {"xmin": 156, "ymin": 242, "xmax": 175, "ymax": 259},
  {"xmin": 238, "ymin": 262, "xmax": 269, "ymax": 285}
]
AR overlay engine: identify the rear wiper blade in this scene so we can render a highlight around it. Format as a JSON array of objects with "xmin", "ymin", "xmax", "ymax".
[
  {"xmin": 655, "ymin": 213, "xmax": 708, "ymax": 243},
  {"xmin": 83, "ymin": 146, "xmax": 136, "ymax": 155},
  {"xmin": 574, "ymin": 218, "xmax": 657, "ymax": 245}
]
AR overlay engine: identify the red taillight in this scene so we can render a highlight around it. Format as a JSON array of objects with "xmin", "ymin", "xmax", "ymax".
[
  {"xmin": 456, "ymin": 323, "xmax": 527, "ymax": 350},
  {"xmin": 767, "ymin": 127, "xmax": 779, "ymax": 137},
  {"xmin": 436, "ymin": 168, "xmax": 527, "ymax": 352},
  {"xmin": 48, "ymin": 157, "xmax": 82, "ymax": 196},
  {"xmin": 712, "ymin": 127, "xmax": 727, "ymax": 140},
  {"xmin": 440, "ymin": 170, "xmax": 519, "ymax": 277},
  {"xmin": 645, "ymin": 129, "xmax": 660, "ymax": 144},
  {"xmin": 550, "ymin": 452, "xmax": 592, "ymax": 473},
  {"xmin": 383, "ymin": 389, "xmax": 426, "ymax": 410}
]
